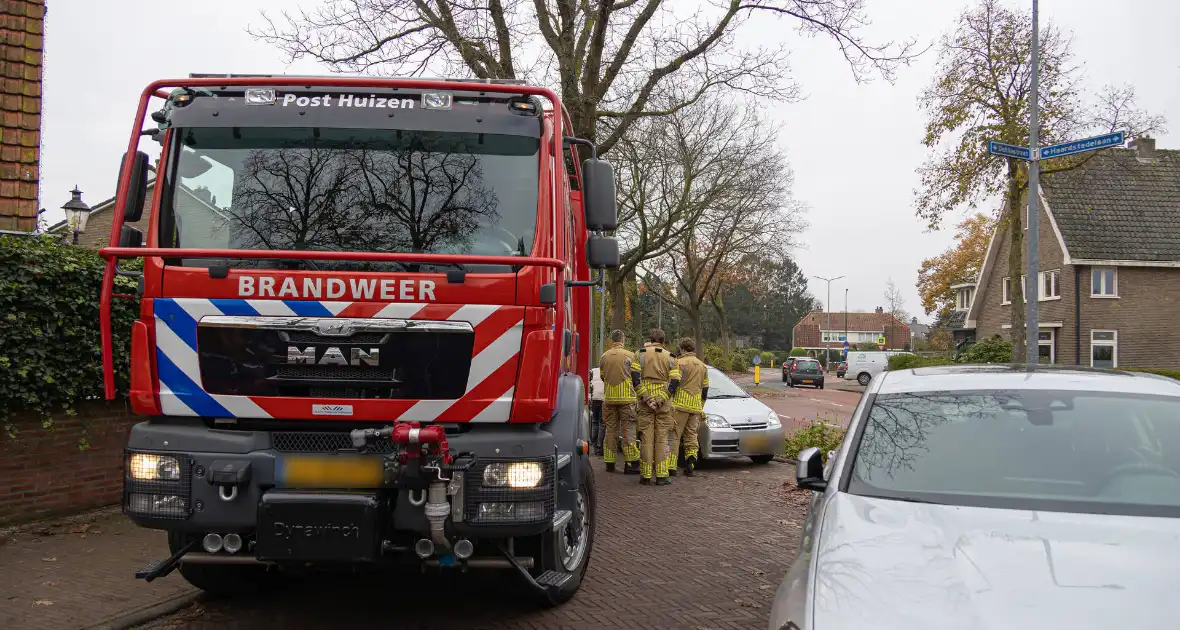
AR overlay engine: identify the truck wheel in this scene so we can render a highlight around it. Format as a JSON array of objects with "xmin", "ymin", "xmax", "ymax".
[
  {"xmin": 167, "ymin": 532, "xmax": 280, "ymax": 598},
  {"xmin": 857, "ymin": 372, "xmax": 871, "ymax": 386},
  {"xmin": 520, "ymin": 471, "xmax": 596, "ymax": 607}
]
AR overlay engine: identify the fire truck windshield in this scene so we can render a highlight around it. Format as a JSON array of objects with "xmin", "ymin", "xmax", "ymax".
[{"xmin": 159, "ymin": 126, "xmax": 540, "ymax": 271}]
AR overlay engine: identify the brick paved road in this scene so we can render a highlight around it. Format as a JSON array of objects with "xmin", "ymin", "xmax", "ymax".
[{"xmin": 138, "ymin": 458, "xmax": 809, "ymax": 630}]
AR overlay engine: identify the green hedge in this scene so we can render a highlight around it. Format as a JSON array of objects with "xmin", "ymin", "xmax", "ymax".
[
  {"xmin": 0, "ymin": 236, "xmax": 139, "ymax": 432},
  {"xmin": 788, "ymin": 347, "xmax": 807, "ymax": 357},
  {"xmin": 887, "ymin": 354, "xmax": 955, "ymax": 370}
]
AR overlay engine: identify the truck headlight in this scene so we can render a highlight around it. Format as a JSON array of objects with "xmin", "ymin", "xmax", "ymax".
[
  {"xmin": 482, "ymin": 462, "xmax": 544, "ymax": 488},
  {"xmin": 705, "ymin": 414, "xmax": 729, "ymax": 429},
  {"xmin": 767, "ymin": 411, "xmax": 782, "ymax": 428},
  {"xmin": 129, "ymin": 453, "xmax": 181, "ymax": 481}
]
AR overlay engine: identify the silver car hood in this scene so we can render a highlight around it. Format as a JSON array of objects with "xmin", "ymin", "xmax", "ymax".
[
  {"xmin": 811, "ymin": 492, "xmax": 1180, "ymax": 630},
  {"xmin": 701, "ymin": 396, "xmax": 771, "ymax": 424}
]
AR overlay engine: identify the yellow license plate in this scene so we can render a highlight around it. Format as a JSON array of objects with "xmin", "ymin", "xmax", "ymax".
[
  {"xmin": 743, "ymin": 434, "xmax": 771, "ymax": 452},
  {"xmin": 278, "ymin": 455, "xmax": 385, "ymax": 489},
  {"xmin": 802, "ymin": 379, "xmax": 813, "ymax": 383}
]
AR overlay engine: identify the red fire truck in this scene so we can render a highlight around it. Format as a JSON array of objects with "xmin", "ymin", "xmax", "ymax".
[{"xmin": 96, "ymin": 74, "xmax": 619, "ymax": 606}]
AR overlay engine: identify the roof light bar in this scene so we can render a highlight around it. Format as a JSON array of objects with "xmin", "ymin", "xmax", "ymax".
[{"xmin": 188, "ymin": 73, "xmax": 527, "ymax": 86}]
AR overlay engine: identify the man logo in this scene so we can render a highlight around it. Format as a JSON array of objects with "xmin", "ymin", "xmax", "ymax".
[{"xmin": 287, "ymin": 346, "xmax": 380, "ymax": 367}]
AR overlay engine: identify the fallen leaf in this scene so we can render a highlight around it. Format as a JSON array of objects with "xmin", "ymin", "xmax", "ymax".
[
  {"xmin": 41, "ymin": 581, "xmax": 57, "ymax": 587},
  {"xmin": 759, "ymin": 584, "xmax": 775, "ymax": 591},
  {"xmin": 34, "ymin": 600, "xmax": 53, "ymax": 606},
  {"xmin": 68, "ymin": 524, "xmax": 90, "ymax": 534},
  {"xmin": 41, "ymin": 557, "xmax": 56, "ymax": 562},
  {"xmin": 752, "ymin": 568, "xmax": 766, "ymax": 576}
]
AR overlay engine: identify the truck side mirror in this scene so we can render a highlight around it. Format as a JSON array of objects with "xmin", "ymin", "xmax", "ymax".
[
  {"xmin": 119, "ymin": 150, "xmax": 151, "ymax": 223},
  {"xmin": 581, "ymin": 157, "xmax": 617, "ymax": 232},
  {"xmin": 586, "ymin": 234, "xmax": 619, "ymax": 269},
  {"xmin": 119, "ymin": 225, "xmax": 144, "ymax": 248}
]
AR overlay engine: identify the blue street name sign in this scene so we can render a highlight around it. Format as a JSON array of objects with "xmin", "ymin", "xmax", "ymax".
[
  {"xmin": 986, "ymin": 140, "xmax": 1032, "ymax": 160},
  {"xmin": 1040, "ymin": 131, "xmax": 1125, "ymax": 160}
]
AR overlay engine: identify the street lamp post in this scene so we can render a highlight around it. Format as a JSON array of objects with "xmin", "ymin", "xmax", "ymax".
[
  {"xmin": 60, "ymin": 186, "xmax": 91, "ymax": 245},
  {"xmin": 814, "ymin": 275, "xmax": 844, "ymax": 368}
]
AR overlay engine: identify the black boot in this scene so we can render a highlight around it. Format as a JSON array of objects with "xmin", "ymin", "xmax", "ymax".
[
  {"xmin": 639, "ymin": 477, "xmax": 651, "ymax": 485},
  {"xmin": 605, "ymin": 462, "xmax": 616, "ymax": 473},
  {"xmin": 684, "ymin": 455, "xmax": 696, "ymax": 477},
  {"xmin": 624, "ymin": 462, "xmax": 641, "ymax": 475},
  {"xmin": 656, "ymin": 477, "xmax": 672, "ymax": 486},
  {"xmin": 668, "ymin": 467, "xmax": 678, "ymax": 477}
]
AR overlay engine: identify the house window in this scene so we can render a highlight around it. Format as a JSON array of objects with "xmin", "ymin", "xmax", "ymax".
[
  {"xmin": 1092, "ymin": 267, "xmax": 1118, "ymax": 297},
  {"xmin": 1002, "ymin": 277, "xmax": 1011, "ymax": 304},
  {"xmin": 1039, "ymin": 270, "xmax": 1060, "ymax": 300},
  {"xmin": 1091, "ymin": 330, "xmax": 1117, "ymax": 368},
  {"xmin": 955, "ymin": 287, "xmax": 974, "ymax": 310}
]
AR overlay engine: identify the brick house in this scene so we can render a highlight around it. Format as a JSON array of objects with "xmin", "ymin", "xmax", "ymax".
[
  {"xmin": 963, "ymin": 137, "xmax": 1180, "ymax": 369},
  {"xmin": 792, "ymin": 309, "xmax": 911, "ymax": 356},
  {"xmin": 46, "ymin": 174, "xmax": 229, "ymax": 248},
  {"xmin": 0, "ymin": 0, "xmax": 44, "ymax": 232}
]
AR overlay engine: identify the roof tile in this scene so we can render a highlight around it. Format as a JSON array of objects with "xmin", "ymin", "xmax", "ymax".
[{"xmin": 1042, "ymin": 148, "xmax": 1180, "ymax": 262}]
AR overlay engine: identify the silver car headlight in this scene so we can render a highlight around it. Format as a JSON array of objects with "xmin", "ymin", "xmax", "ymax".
[
  {"xmin": 705, "ymin": 414, "xmax": 730, "ymax": 429},
  {"xmin": 766, "ymin": 411, "xmax": 781, "ymax": 428}
]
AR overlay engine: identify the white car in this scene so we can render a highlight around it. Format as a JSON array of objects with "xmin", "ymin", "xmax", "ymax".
[{"xmin": 697, "ymin": 368, "xmax": 785, "ymax": 464}]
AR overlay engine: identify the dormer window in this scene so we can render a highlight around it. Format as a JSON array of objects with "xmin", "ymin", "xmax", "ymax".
[{"xmin": 952, "ymin": 283, "xmax": 975, "ymax": 311}]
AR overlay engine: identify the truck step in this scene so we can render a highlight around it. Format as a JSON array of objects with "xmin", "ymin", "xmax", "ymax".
[
  {"xmin": 135, "ymin": 558, "xmax": 175, "ymax": 581},
  {"xmin": 535, "ymin": 570, "xmax": 573, "ymax": 589}
]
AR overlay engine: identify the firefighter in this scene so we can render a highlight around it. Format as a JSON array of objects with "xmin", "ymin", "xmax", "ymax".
[
  {"xmin": 598, "ymin": 329, "xmax": 642, "ymax": 474},
  {"xmin": 668, "ymin": 337, "xmax": 709, "ymax": 477},
  {"xmin": 636, "ymin": 328, "xmax": 680, "ymax": 486}
]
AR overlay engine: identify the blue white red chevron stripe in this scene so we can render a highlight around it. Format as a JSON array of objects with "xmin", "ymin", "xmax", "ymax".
[{"xmin": 151, "ymin": 298, "xmax": 523, "ymax": 422}]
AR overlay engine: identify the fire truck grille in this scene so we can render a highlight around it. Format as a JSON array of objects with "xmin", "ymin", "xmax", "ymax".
[
  {"xmin": 271, "ymin": 431, "xmax": 396, "ymax": 454},
  {"xmin": 196, "ymin": 318, "xmax": 475, "ymax": 399}
]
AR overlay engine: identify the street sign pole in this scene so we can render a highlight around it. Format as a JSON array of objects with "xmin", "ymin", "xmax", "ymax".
[{"xmin": 1026, "ymin": 0, "xmax": 1040, "ymax": 369}]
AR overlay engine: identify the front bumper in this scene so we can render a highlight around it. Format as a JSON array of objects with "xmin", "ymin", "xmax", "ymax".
[
  {"xmin": 790, "ymin": 374, "xmax": 823, "ymax": 386},
  {"xmin": 699, "ymin": 424, "xmax": 785, "ymax": 460},
  {"xmin": 122, "ymin": 421, "xmax": 564, "ymax": 541}
]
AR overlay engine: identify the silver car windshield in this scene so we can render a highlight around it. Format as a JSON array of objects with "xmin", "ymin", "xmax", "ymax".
[
  {"xmin": 848, "ymin": 390, "xmax": 1180, "ymax": 517},
  {"xmin": 705, "ymin": 370, "xmax": 749, "ymax": 399}
]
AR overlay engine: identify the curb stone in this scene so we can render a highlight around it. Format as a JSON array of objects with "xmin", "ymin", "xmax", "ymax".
[{"xmin": 84, "ymin": 590, "xmax": 204, "ymax": 630}]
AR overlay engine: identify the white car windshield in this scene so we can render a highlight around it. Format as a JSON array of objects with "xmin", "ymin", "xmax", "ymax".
[
  {"xmin": 706, "ymin": 370, "xmax": 749, "ymax": 399},
  {"xmin": 848, "ymin": 390, "xmax": 1180, "ymax": 517}
]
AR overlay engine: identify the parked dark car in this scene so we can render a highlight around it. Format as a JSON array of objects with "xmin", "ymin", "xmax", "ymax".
[
  {"xmin": 836, "ymin": 361, "xmax": 847, "ymax": 378},
  {"xmin": 781, "ymin": 357, "xmax": 803, "ymax": 382},
  {"xmin": 785, "ymin": 357, "xmax": 824, "ymax": 388}
]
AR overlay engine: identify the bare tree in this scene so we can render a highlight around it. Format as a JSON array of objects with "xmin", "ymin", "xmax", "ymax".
[
  {"xmin": 249, "ymin": 1, "xmax": 921, "ymax": 154},
  {"xmin": 883, "ymin": 277, "xmax": 906, "ymax": 350},
  {"xmin": 641, "ymin": 107, "xmax": 804, "ymax": 348},
  {"xmin": 607, "ymin": 96, "xmax": 772, "ymax": 329}
]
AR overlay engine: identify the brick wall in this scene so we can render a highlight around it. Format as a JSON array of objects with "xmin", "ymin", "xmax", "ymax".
[
  {"xmin": 974, "ymin": 204, "xmax": 1180, "ymax": 370},
  {"xmin": 0, "ymin": 401, "xmax": 139, "ymax": 525},
  {"xmin": 0, "ymin": 0, "xmax": 44, "ymax": 232}
]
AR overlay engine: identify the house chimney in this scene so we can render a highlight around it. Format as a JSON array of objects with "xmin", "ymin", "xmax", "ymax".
[
  {"xmin": 875, "ymin": 306, "xmax": 883, "ymax": 314},
  {"xmin": 1131, "ymin": 135, "xmax": 1157, "ymax": 160}
]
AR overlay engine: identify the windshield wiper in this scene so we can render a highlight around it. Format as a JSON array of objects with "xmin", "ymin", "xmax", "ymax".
[{"xmin": 708, "ymin": 394, "xmax": 748, "ymax": 399}]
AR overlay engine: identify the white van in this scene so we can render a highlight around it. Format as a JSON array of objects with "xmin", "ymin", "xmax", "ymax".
[{"xmin": 843, "ymin": 351, "xmax": 911, "ymax": 386}]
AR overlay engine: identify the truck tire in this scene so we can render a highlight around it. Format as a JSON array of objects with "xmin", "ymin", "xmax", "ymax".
[
  {"xmin": 167, "ymin": 532, "xmax": 280, "ymax": 598},
  {"xmin": 857, "ymin": 372, "xmax": 871, "ymax": 386},
  {"xmin": 518, "ymin": 470, "xmax": 596, "ymax": 607}
]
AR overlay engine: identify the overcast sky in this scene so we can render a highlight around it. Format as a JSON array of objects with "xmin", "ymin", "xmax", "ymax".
[{"xmin": 39, "ymin": 0, "xmax": 1180, "ymax": 321}]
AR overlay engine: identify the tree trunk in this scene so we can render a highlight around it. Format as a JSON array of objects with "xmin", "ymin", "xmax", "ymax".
[
  {"xmin": 1005, "ymin": 169, "xmax": 1027, "ymax": 363},
  {"xmin": 684, "ymin": 300, "xmax": 704, "ymax": 351},
  {"xmin": 608, "ymin": 269, "xmax": 626, "ymax": 331},
  {"xmin": 713, "ymin": 293, "xmax": 731, "ymax": 356}
]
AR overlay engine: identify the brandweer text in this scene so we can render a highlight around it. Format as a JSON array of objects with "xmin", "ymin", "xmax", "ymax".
[{"xmin": 238, "ymin": 276, "xmax": 437, "ymax": 301}]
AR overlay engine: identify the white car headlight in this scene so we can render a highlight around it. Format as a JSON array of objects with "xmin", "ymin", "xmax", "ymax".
[
  {"xmin": 482, "ymin": 462, "xmax": 544, "ymax": 488},
  {"xmin": 705, "ymin": 414, "xmax": 730, "ymax": 429},
  {"xmin": 767, "ymin": 411, "xmax": 781, "ymax": 428},
  {"xmin": 128, "ymin": 453, "xmax": 181, "ymax": 481}
]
